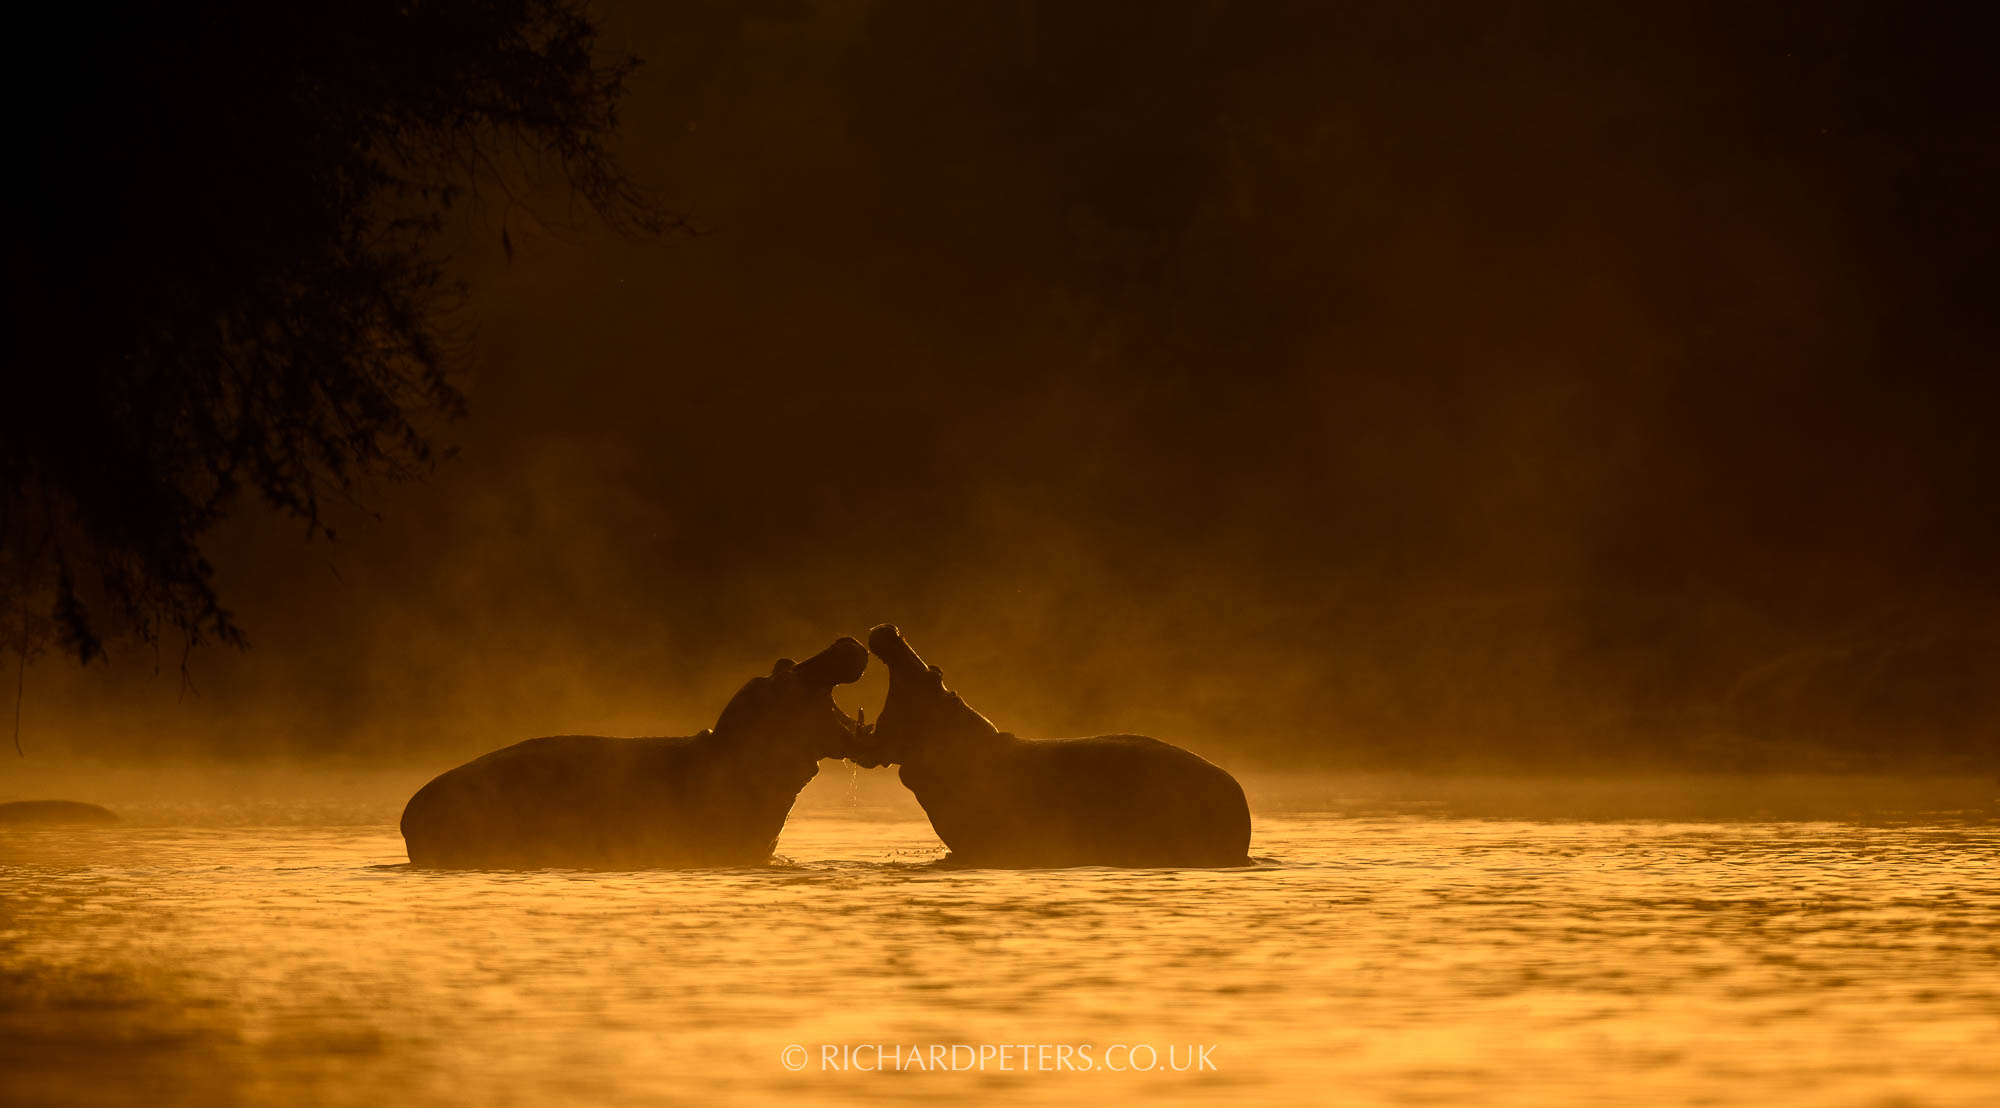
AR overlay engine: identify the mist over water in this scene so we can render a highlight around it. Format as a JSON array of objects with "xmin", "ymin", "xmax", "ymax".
[{"xmin": 12, "ymin": 1, "xmax": 1999, "ymax": 776}]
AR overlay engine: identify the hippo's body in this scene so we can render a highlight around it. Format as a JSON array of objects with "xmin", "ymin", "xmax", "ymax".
[
  {"xmin": 400, "ymin": 638, "xmax": 867, "ymax": 868},
  {"xmin": 899, "ymin": 733, "xmax": 1250, "ymax": 868},
  {"xmin": 401, "ymin": 733, "xmax": 821, "ymax": 868},
  {"xmin": 855, "ymin": 625, "xmax": 1251, "ymax": 868}
]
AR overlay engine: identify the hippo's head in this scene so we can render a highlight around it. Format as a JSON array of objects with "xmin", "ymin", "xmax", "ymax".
[
  {"xmin": 847, "ymin": 624, "xmax": 999, "ymax": 768},
  {"xmin": 711, "ymin": 636, "xmax": 869, "ymax": 762}
]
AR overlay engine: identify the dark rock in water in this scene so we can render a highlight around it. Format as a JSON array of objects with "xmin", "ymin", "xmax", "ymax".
[{"xmin": 0, "ymin": 800, "xmax": 122, "ymax": 825}]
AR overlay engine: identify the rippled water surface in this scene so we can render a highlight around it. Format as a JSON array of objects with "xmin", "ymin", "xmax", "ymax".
[{"xmin": 4, "ymin": 804, "xmax": 1998, "ymax": 1105}]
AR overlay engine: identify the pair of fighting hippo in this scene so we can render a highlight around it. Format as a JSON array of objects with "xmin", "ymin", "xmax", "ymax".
[{"xmin": 401, "ymin": 626, "xmax": 1251, "ymax": 869}]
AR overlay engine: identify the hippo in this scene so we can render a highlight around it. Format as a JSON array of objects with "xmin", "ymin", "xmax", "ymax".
[
  {"xmin": 400, "ymin": 637, "xmax": 868, "ymax": 868},
  {"xmin": 850, "ymin": 624, "xmax": 1252, "ymax": 867}
]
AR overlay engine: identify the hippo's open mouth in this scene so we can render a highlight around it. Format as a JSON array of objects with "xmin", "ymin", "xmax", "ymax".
[
  {"xmin": 842, "ymin": 717, "xmax": 891, "ymax": 768},
  {"xmin": 795, "ymin": 636, "xmax": 868, "ymax": 689}
]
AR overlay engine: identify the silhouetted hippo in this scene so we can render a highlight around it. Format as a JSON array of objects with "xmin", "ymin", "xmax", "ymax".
[
  {"xmin": 851, "ymin": 625, "xmax": 1251, "ymax": 867},
  {"xmin": 400, "ymin": 637, "xmax": 868, "ymax": 868},
  {"xmin": 0, "ymin": 800, "xmax": 121, "ymax": 825}
]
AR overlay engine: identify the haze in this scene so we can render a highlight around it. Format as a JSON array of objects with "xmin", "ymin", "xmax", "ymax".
[{"xmin": 16, "ymin": 1, "xmax": 1995, "ymax": 777}]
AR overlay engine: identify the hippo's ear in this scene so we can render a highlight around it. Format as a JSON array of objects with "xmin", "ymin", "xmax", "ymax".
[
  {"xmin": 771, "ymin": 658, "xmax": 797, "ymax": 677},
  {"xmin": 927, "ymin": 664, "xmax": 945, "ymax": 685}
]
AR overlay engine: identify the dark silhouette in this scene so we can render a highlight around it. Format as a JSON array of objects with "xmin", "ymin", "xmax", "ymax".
[
  {"xmin": 852, "ymin": 625, "xmax": 1251, "ymax": 867},
  {"xmin": 0, "ymin": 800, "xmax": 120, "ymax": 826},
  {"xmin": 401, "ymin": 637, "xmax": 865, "ymax": 868},
  {"xmin": 2, "ymin": 0, "xmax": 664, "ymax": 668}
]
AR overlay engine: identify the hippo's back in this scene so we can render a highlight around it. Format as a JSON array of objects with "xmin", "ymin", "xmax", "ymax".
[
  {"xmin": 401, "ymin": 734, "xmax": 746, "ymax": 868},
  {"xmin": 911, "ymin": 734, "xmax": 1251, "ymax": 868},
  {"xmin": 1034, "ymin": 735, "xmax": 1251, "ymax": 865}
]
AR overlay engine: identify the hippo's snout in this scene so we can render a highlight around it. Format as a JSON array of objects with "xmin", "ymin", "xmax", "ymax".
[
  {"xmin": 796, "ymin": 636, "xmax": 868, "ymax": 689},
  {"xmin": 867, "ymin": 623, "xmax": 929, "ymax": 676}
]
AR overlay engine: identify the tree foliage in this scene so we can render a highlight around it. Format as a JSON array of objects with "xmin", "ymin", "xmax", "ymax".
[{"xmin": 2, "ymin": 0, "xmax": 663, "ymax": 664}]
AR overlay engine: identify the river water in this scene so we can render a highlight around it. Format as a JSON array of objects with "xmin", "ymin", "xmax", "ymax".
[{"xmin": 2, "ymin": 782, "xmax": 1997, "ymax": 1105}]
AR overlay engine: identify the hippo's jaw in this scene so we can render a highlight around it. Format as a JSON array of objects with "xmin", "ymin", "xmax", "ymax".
[
  {"xmin": 859, "ymin": 624, "xmax": 1001, "ymax": 768},
  {"xmin": 712, "ymin": 636, "xmax": 869, "ymax": 764},
  {"xmin": 811, "ymin": 699, "xmax": 866, "ymax": 762}
]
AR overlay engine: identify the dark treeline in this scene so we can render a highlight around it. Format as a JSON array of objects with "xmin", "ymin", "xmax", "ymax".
[{"xmin": 2, "ymin": 0, "xmax": 656, "ymax": 665}]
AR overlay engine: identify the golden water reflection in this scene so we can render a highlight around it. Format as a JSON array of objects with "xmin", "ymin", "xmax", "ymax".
[{"xmin": 3, "ymin": 811, "xmax": 1997, "ymax": 1105}]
